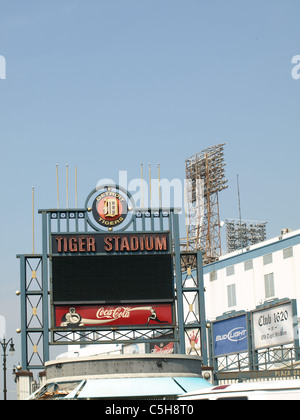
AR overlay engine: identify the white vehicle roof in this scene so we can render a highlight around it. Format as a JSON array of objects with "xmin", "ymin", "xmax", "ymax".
[{"xmin": 179, "ymin": 379, "xmax": 300, "ymax": 398}]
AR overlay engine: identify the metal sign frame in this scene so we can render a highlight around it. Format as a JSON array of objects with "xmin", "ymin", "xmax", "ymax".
[
  {"xmin": 208, "ymin": 311, "xmax": 254, "ymax": 373},
  {"xmin": 17, "ymin": 185, "xmax": 208, "ymax": 371},
  {"xmin": 208, "ymin": 299, "xmax": 300, "ymax": 380}
]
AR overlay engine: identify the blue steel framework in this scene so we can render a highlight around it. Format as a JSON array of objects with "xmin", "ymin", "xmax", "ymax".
[{"xmin": 17, "ymin": 186, "xmax": 208, "ymax": 371}]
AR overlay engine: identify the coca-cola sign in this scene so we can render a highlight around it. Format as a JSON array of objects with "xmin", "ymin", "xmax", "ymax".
[{"xmin": 54, "ymin": 304, "xmax": 173, "ymax": 328}]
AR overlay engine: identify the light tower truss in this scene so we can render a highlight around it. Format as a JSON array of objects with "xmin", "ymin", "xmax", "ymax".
[
  {"xmin": 185, "ymin": 144, "xmax": 228, "ymax": 264},
  {"xmin": 225, "ymin": 219, "xmax": 267, "ymax": 253}
]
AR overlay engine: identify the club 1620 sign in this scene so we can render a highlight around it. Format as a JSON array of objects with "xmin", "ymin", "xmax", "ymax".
[{"xmin": 253, "ymin": 303, "xmax": 294, "ymax": 350}]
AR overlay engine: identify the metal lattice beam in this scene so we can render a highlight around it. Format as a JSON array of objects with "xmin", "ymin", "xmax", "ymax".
[
  {"xmin": 18, "ymin": 255, "xmax": 47, "ymax": 370},
  {"xmin": 180, "ymin": 251, "xmax": 208, "ymax": 364},
  {"xmin": 51, "ymin": 327, "xmax": 176, "ymax": 346}
]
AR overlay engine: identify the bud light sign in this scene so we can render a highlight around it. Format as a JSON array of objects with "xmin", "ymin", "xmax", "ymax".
[{"xmin": 213, "ymin": 315, "xmax": 248, "ymax": 357}]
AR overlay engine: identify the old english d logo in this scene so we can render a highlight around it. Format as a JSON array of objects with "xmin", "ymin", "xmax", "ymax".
[
  {"xmin": 103, "ymin": 197, "xmax": 119, "ymax": 218},
  {"xmin": 92, "ymin": 189, "xmax": 128, "ymax": 228}
]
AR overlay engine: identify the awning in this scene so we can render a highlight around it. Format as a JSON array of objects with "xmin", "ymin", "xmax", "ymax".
[{"xmin": 76, "ymin": 377, "xmax": 210, "ymax": 399}]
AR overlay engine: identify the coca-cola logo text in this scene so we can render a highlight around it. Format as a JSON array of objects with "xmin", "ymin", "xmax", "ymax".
[{"xmin": 96, "ymin": 306, "xmax": 132, "ymax": 320}]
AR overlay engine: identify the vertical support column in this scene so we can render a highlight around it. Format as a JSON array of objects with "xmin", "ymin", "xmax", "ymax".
[
  {"xmin": 173, "ymin": 212, "xmax": 185, "ymax": 354},
  {"xmin": 15, "ymin": 371, "xmax": 34, "ymax": 400},
  {"xmin": 41, "ymin": 212, "xmax": 50, "ymax": 363},
  {"xmin": 197, "ymin": 251, "xmax": 208, "ymax": 366},
  {"xmin": 292, "ymin": 299, "xmax": 300, "ymax": 361},
  {"xmin": 19, "ymin": 255, "xmax": 28, "ymax": 371},
  {"xmin": 207, "ymin": 324, "xmax": 217, "ymax": 376},
  {"xmin": 247, "ymin": 311, "xmax": 257, "ymax": 370}
]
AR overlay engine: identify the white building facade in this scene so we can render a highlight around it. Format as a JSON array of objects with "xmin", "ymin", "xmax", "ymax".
[{"xmin": 203, "ymin": 229, "xmax": 300, "ymax": 323}]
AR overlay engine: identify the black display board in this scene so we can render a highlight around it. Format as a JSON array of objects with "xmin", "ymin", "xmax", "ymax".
[{"xmin": 52, "ymin": 254, "xmax": 174, "ymax": 304}]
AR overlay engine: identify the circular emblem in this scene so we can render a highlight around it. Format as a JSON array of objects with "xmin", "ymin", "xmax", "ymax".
[{"xmin": 92, "ymin": 188, "xmax": 128, "ymax": 228}]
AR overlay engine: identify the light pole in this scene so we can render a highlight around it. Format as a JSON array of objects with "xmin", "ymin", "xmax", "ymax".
[{"xmin": 0, "ymin": 338, "xmax": 15, "ymax": 400}]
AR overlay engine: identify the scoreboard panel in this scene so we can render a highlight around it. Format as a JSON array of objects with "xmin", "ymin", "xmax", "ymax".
[{"xmin": 52, "ymin": 253, "xmax": 174, "ymax": 304}]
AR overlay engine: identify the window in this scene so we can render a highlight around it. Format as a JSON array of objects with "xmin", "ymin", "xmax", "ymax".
[
  {"xmin": 210, "ymin": 271, "xmax": 217, "ymax": 281},
  {"xmin": 226, "ymin": 266, "xmax": 235, "ymax": 276},
  {"xmin": 227, "ymin": 284, "xmax": 237, "ymax": 307},
  {"xmin": 283, "ymin": 247, "xmax": 293, "ymax": 259},
  {"xmin": 264, "ymin": 273, "xmax": 275, "ymax": 299},
  {"xmin": 263, "ymin": 253, "xmax": 273, "ymax": 265},
  {"xmin": 244, "ymin": 260, "xmax": 253, "ymax": 271}
]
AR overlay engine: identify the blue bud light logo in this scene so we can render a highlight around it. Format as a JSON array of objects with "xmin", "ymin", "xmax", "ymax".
[{"xmin": 213, "ymin": 315, "xmax": 248, "ymax": 357}]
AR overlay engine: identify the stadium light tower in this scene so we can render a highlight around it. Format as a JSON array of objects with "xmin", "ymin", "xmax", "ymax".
[
  {"xmin": 225, "ymin": 219, "xmax": 267, "ymax": 253},
  {"xmin": 185, "ymin": 144, "xmax": 228, "ymax": 264}
]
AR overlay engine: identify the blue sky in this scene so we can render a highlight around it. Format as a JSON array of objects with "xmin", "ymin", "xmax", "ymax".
[{"xmin": 1, "ymin": 0, "xmax": 300, "ymax": 397}]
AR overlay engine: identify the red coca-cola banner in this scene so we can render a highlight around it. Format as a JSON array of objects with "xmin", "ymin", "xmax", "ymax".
[{"xmin": 54, "ymin": 304, "xmax": 173, "ymax": 328}]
